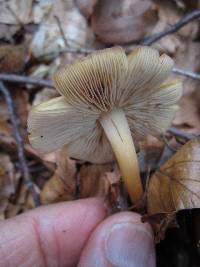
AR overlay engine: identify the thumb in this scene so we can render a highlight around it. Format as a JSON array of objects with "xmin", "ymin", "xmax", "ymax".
[{"xmin": 78, "ymin": 212, "xmax": 155, "ymax": 267}]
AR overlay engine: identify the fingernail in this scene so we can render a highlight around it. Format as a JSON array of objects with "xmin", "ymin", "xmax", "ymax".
[{"xmin": 105, "ymin": 222, "xmax": 155, "ymax": 267}]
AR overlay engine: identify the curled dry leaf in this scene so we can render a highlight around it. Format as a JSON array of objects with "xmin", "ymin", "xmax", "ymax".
[
  {"xmin": 146, "ymin": 138, "xmax": 200, "ymax": 241},
  {"xmin": 148, "ymin": 137, "xmax": 200, "ymax": 215},
  {"xmin": 40, "ymin": 148, "xmax": 76, "ymax": 204},
  {"xmin": 79, "ymin": 163, "xmax": 124, "ymax": 211},
  {"xmin": 79, "ymin": 163, "xmax": 114, "ymax": 198},
  {"xmin": 146, "ymin": 137, "xmax": 200, "ymax": 241},
  {"xmin": 91, "ymin": 0, "xmax": 157, "ymax": 44},
  {"xmin": 103, "ymin": 169, "xmax": 128, "ymax": 212}
]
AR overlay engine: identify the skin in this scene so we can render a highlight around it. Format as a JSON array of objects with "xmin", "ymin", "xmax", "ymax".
[{"xmin": 0, "ymin": 198, "xmax": 155, "ymax": 267}]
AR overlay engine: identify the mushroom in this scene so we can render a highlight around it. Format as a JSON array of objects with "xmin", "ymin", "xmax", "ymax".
[{"xmin": 28, "ymin": 46, "xmax": 182, "ymax": 203}]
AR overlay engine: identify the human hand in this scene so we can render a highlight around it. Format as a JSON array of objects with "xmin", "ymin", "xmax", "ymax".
[{"xmin": 0, "ymin": 198, "xmax": 155, "ymax": 267}]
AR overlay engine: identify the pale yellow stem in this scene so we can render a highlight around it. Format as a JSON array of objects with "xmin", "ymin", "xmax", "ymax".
[{"xmin": 100, "ymin": 109, "xmax": 143, "ymax": 203}]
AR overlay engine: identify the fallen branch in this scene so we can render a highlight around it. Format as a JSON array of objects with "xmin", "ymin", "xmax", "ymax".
[
  {"xmin": 142, "ymin": 9, "xmax": 200, "ymax": 45},
  {"xmin": 0, "ymin": 81, "xmax": 40, "ymax": 207}
]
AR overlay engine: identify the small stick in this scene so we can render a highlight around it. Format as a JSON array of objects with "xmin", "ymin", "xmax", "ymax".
[
  {"xmin": 54, "ymin": 15, "xmax": 69, "ymax": 47},
  {"xmin": 0, "ymin": 74, "xmax": 54, "ymax": 88},
  {"xmin": 161, "ymin": 135, "xmax": 177, "ymax": 152},
  {"xmin": 142, "ymin": 9, "xmax": 200, "ymax": 45},
  {"xmin": 173, "ymin": 67, "xmax": 200, "ymax": 80},
  {"xmin": 0, "ymin": 81, "xmax": 40, "ymax": 206},
  {"xmin": 167, "ymin": 127, "xmax": 194, "ymax": 141}
]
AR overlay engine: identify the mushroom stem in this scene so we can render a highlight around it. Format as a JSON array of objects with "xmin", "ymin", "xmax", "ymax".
[{"xmin": 100, "ymin": 109, "xmax": 143, "ymax": 203}]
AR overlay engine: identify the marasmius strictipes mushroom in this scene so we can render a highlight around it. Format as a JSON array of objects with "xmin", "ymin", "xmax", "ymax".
[{"xmin": 28, "ymin": 46, "xmax": 182, "ymax": 203}]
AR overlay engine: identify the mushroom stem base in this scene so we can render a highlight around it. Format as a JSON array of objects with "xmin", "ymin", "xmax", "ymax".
[{"xmin": 100, "ymin": 109, "xmax": 143, "ymax": 203}]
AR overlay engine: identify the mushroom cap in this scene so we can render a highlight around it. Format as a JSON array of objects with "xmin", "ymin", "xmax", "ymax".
[{"xmin": 28, "ymin": 46, "xmax": 182, "ymax": 163}]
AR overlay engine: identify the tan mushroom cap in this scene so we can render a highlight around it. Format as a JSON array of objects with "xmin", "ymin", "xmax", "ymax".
[{"xmin": 28, "ymin": 46, "xmax": 182, "ymax": 163}]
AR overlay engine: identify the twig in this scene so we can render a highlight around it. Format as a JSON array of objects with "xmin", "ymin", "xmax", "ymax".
[
  {"xmin": 0, "ymin": 74, "xmax": 54, "ymax": 88},
  {"xmin": 0, "ymin": 81, "xmax": 40, "ymax": 206},
  {"xmin": 173, "ymin": 67, "xmax": 200, "ymax": 80},
  {"xmin": 167, "ymin": 127, "xmax": 194, "ymax": 141},
  {"xmin": 37, "ymin": 46, "xmax": 94, "ymax": 61},
  {"xmin": 142, "ymin": 9, "xmax": 200, "ymax": 45},
  {"xmin": 54, "ymin": 15, "xmax": 69, "ymax": 47},
  {"xmin": 161, "ymin": 135, "xmax": 177, "ymax": 152}
]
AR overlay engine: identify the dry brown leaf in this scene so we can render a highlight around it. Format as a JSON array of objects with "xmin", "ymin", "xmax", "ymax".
[
  {"xmin": 146, "ymin": 138, "xmax": 200, "ymax": 241},
  {"xmin": 139, "ymin": 135, "xmax": 165, "ymax": 172},
  {"xmin": 79, "ymin": 163, "xmax": 114, "ymax": 198},
  {"xmin": 91, "ymin": 0, "xmax": 157, "ymax": 44},
  {"xmin": 75, "ymin": 0, "xmax": 98, "ymax": 18},
  {"xmin": 0, "ymin": 154, "xmax": 16, "ymax": 220},
  {"xmin": 79, "ymin": 163, "xmax": 124, "ymax": 211},
  {"xmin": 14, "ymin": 90, "xmax": 29, "ymax": 130},
  {"xmin": 30, "ymin": 0, "xmax": 88, "ymax": 58},
  {"xmin": 40, "ymin": 148, "xmax": 76, "ymax": 204},
  {"xmin": 172, "ymin": 42, "xmax": 200, "ymax": 130},
  {"xmin": 174, "ymin": 94, "xmax": 200, "ymax": 129},
  {"xmin": 0, "ymin": 0, "xmax": 33, "ymax": 24},
  {"xmin": 155, "ymin": 0, "xmax": 199, "ymax": 40},
  {"xmin": 0, "ymin": 45, "xmax": 26, "ymax": 73},
  {"xmin": 151, "ymin": 1, "xmax": 198, "ymax": 54},
  {"xmin": 150, "ymin": 2, "xmax": 182, "ymax": 54},
  {"xmin": 148, "ymin": 137, "xmax": 200, "ymax": 215},
  {"xmin": 103, "ymin": 169, "xmax": 128, "ymax": 212},
  {"xmin": 0, "ymin": 89, "xmax": 29, "ymax": 152},
  {"xmin": 4, "ymin": 203, "xmax": 22, "ymax": 219},
  {"xmin": 10, "ymin": 181, "xmax": 35, "ymax": 214},
  {"xmin": 142, "ymin": 212, "xmax": 177, "ymax": 242},
  {"xmin": 0, "ymin": 95, "xmax": 17, "ymax": 155},
  {"xmin": 173, "ymin": 0, "xmax": 200, "ymax": 10},
  {"xmin": 173, "ymin": 42, "xmax": 200, "ymax": 95}
]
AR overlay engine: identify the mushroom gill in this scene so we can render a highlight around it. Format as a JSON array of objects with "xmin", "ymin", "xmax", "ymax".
[{"xmin": 28, "ymin": 46, "xmax": 182, "ymax": 203}]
